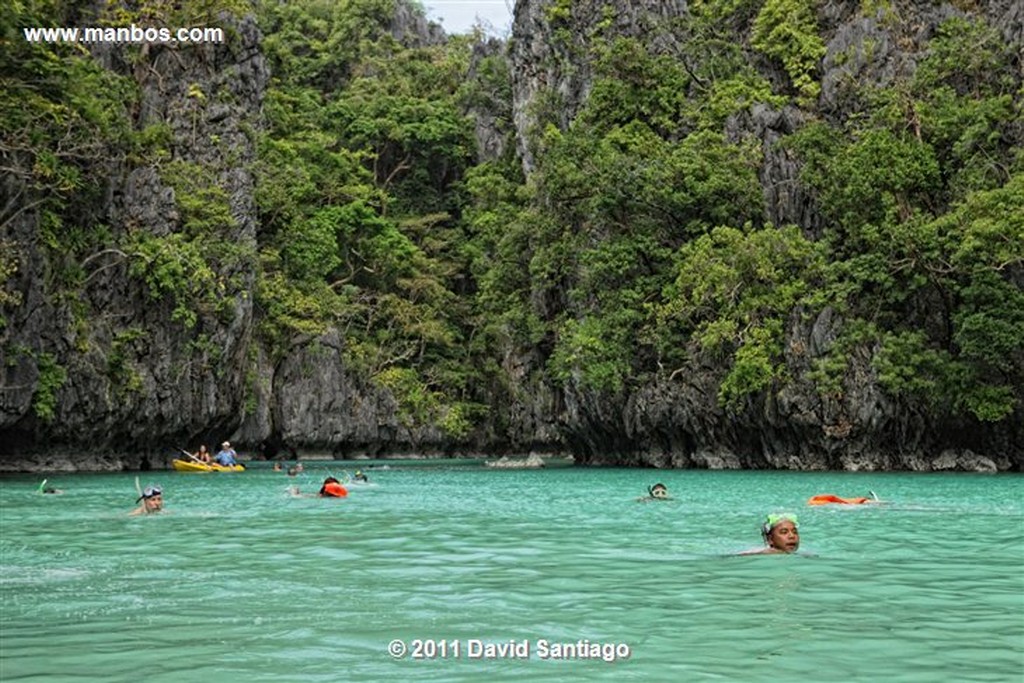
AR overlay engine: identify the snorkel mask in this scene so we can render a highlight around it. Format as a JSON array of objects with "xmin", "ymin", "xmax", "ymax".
[
  {"xmin": 648, "ymin": 484, "xmax": 668, "ymax": 499},
  {"xmin": 137, "ymin": 485, "xmax": 163, "ymax": 503},
  {"xmin": 761, "ymin": 513, "xmax": 798, "ymax": 543}
]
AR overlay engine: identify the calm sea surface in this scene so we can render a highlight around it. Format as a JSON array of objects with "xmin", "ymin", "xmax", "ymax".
[{"xmin": 1, "ymin": 463, "xmax": 1021, "ymax": 682}]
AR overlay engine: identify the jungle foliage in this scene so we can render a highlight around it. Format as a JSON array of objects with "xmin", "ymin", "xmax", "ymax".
[{"xmin": 3, "ymin": 0, "xmax": 1021, "ymax": 435}]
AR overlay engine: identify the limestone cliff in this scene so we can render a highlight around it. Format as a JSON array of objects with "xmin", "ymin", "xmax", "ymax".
[
  {"xmin": 1, "ymin": 14, "xmax": 267, "ymax": 470},
  {"xmin": 1, "ymin": 0, "xmax": 1020, "ymax": 473},
  {"xmin": 500, "ymin": 0, "xmax": 1023, "ymax": 471}
]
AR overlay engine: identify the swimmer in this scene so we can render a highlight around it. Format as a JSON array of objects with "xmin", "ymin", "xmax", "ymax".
[
  {"xmin": 353, "ymin": 470, "xmax": 368, "ymax": 483},
  {"xmin": 290, "ymin": 476, "xmax": 348, "ymax": 498},
  {"xmin": 130, "ymin": 485, "xmax": 164, "ymax": 516},
  {"xmin": 807, "ymin": 491, "xmax": 882, "ymax": 505},
  {"xmin": 740, "ymin": 513, "xmax": 800, "ymax": 555},
  {"xmin": 273, "ymin": 462, "xmax": 282, "ymax": 472},
  {"xmin": 287, "ymin": 463, "xmax": 303, "ymax": 476},
  {"xmin": 637, "ymin": 483, "xmax": 671, "ymax": 502},
  {"xmin": 318, "ymin": 477, "xmax": 348, "ymax": 498},
  {"xmin": 38, "ymin": 479, "xmax": 64, "ymax": 495}
]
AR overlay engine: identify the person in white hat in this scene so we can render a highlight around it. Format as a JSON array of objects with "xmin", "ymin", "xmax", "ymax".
[{"xmin": 214, "ymin": 441, "xmax": 239, "ymax": 467}]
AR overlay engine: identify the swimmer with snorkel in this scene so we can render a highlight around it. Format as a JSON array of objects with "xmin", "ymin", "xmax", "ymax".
[
  {"xmin": 39, "ymin": 479, "xmax": 64, "ymax": 495},
  {"xmin": 130, "ymin": 485, "xmax": 164, "ymax": 516},
  {"xmin": 637, "ymin": 483, "xmax": 671, "ymax": 502},
  {"xmin": 739, "ymin": 513, "xmax": 800, "ymax": 555}
]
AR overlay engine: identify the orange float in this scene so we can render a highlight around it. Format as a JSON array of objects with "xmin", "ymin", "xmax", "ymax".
[
  {"xmin": 321, "ymin": 481, "xmax": 348, "ymax": 497},
  {"xmin": 808, "ymin": 493, "xmax": 874, "ymax": 505}
]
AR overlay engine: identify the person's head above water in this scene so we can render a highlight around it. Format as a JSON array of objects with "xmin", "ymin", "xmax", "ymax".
[
  {"xmin": 648, "ymin": 483, "xmax": 669, "ymax": 499},
  {"xmin": 136, "ymin": 485, "xmax": 164, "ymax": 513},
  {"xmin": 761, "ymin": 513, "xmax": 800, "ymax": 553}
]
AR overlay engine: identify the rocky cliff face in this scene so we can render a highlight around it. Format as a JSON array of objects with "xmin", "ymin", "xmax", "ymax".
[
  {"xmin": 509, "ymin": 0, "xmax": 688, "ymax": 173},
  {"xmin": 0, "ymin": 5, "xmax": 468, "ymax": 472},
  {"xmin": 0, "ymin": 15, "xmax": 267, "ymax": 470},
  {"xmin": 500, "ymin": 0, "xmax": 1023, "ymax": 471},
  {"xmin": 2, "ymin": 0, "xmax": 1019, "ymax": 472}
]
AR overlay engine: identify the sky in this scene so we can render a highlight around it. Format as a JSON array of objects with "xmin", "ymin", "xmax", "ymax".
[{"xmin": 422, "ymin": 1, "xmax": 514, "ymax": 36}]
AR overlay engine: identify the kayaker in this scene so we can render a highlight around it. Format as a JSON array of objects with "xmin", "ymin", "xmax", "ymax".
[
  {"xmin": 214, "ymin": 442, "xmax": 239, "ymax": 466},
  {"xmin": 739, "ymin": 513, "xmax": 800, "ymax": 555},
  {"xmin": 193, "ymin": 444, "xmax": 211, "ymax": 464},
  {"xmin": 637, "ymin": 483, "xmax": 670, "ymax": 502},
  {"xmin": 131, "ymin": 485, "xmax": 164, "ymax": 516}
]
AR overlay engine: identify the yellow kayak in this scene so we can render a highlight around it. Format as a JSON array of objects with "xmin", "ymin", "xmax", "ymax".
[{"xmin": 172, "ymin": 459, "xmax": 245, "ymax": 473}]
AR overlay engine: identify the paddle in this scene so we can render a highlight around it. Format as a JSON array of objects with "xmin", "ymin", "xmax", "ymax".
[{"xmin": 177, "ymin": 447, "xmax": 205, "ymax": 465}]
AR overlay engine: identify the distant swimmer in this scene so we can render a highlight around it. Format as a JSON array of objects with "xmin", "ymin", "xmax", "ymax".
[
  {"xmin": 290, "ymin": 476, "xmax": 348, "ymax": 498},
  {"xmin": 739, "ymin": 513, "xmax": 800, "ymax": 555},
  {"xmin": 808, "ymin": 492, "xmax": 882, "ymax": 505},
  {"xmin": 353, "ymin": 470, "xmax": 368, "ymax": 483},
  {"xmin": 319, "ymin": 477, "xmax": 348, "ymax": 498},
  {"xmin": 131, "ymin": 485, "xmax": 164, "ymax": 516},
  {"xmin": 39, "ymin": 479, "xmax": 64, "ymax": 495},
  {"xmin": 287, "ymin": 463, "xmax": 304, "ymax": 476},
  {"xmin": 637, "ymin": 483, "xmax": 671, "ymax": 502},
  {"xmin": 273, "ymin": 462, "xmax": 282, "ymax": 472}
]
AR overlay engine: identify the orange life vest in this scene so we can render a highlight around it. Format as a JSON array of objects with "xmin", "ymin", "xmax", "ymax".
[{"xmin": 322, "ymin": 482, "xmax": 348, "ymax": 497}]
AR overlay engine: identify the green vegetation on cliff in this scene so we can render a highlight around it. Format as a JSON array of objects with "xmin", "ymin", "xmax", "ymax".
[
  {"xmin": 254, "ymin": 0, "xmax": 485, "ymax": 433},
  {"xmin": 1, "ymin": 0, "xmax": 1020, "ymax": 458}
]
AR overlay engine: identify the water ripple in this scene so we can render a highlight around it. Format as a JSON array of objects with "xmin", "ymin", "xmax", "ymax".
[{"xmin": 1, "ymin": 467, "xmax": 1021, "ymax": 681}]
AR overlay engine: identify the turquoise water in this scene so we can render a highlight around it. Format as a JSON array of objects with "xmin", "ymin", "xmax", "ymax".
[{"xmin": 1, "ymin": 464, "xmax": 1021, "ymax": 682}]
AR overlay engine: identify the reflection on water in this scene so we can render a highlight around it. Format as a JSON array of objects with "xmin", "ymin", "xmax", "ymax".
[{"xmin": 1, "ymin": 465, "xmax": 1022, "ymax": 682}]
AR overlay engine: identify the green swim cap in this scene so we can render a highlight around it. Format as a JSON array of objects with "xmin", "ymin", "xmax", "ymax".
[
  {"xmin": 766, "ymin": 513, "xmax": 798, "ymax": 528},
  {"xmin": 762, "ymin": 513, "xmax": 798, "ymax": 541}
]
